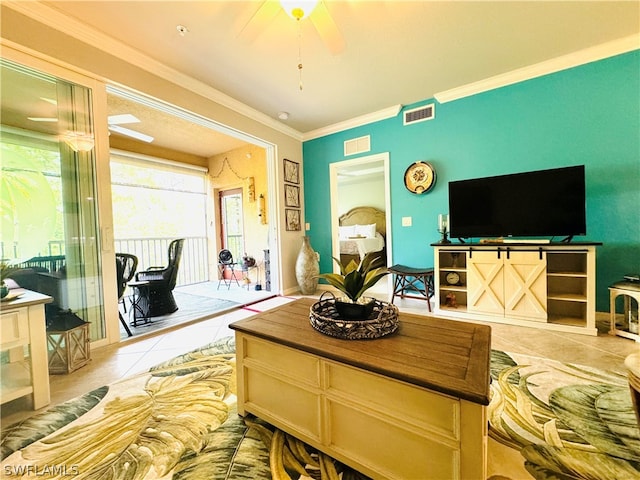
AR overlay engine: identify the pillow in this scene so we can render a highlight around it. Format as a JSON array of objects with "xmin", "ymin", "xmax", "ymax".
[
  {"xmin": 354, "ymin": 223, "xmax": 376, "ymax": 238},
  {"xmin": 339, "ymin": 225, "xmax": 355, "ymax": 239}
]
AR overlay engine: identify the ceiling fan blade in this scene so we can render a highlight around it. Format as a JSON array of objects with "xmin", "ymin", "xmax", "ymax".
[
  {"xmin": 237, "ymin": 1, "xmax": 281, "ymax": 44},
  {"xmin": 108, "ymin": 124, "xmax": 154, "ymax": 143},
  {"xmin": 310, "ymin": 1, "xmax": 345, "ymax": 55},
  {"xmin": 108, "ymin": 113, "xmax": 140, "ymax": 125}
]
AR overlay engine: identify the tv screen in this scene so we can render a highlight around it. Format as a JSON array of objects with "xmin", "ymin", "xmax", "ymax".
[{"xmin": 448, "ymin": 165, "xmax": 586, "ymax": 240}]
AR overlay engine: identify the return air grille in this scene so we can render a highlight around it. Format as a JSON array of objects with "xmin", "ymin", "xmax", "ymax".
[
  {"xmin": 403, "ymin": 103, "xmax": 435, "ymax": 125},
  {"xmin": 344, "ymin": 135, "xmax": 371, "ymax": 156}
]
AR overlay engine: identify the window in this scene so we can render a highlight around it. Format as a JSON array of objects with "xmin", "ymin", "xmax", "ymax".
[{"xmin": 110, "ymin": 153, "xmax": 208, "ymax": 285}]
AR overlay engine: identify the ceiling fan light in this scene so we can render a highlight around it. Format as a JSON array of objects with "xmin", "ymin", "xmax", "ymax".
[{"xmin": 280, "ymin": 0, "xmax": 318, "ymax": 20}]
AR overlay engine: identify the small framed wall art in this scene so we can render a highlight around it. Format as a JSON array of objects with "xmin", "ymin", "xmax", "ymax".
[
  {"xmin": 285, "ymin": 209, "xmax": 301, "ymax": 231},
  {"xmin": 285, "ymin": 184, "xmax": 300, "ymax": 207},
  {"xmin": 284, "ymin": 158, "xmax": 299, "ymax": 184}
]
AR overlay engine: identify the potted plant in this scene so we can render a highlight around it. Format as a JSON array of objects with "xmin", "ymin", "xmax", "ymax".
[
  {"xmin": 318, "ymin": 252, "xmax": 388, "ymax": 319},
  {"xmin": 0, "ymin": 261, "xmax": 18, "ymax": 299}
]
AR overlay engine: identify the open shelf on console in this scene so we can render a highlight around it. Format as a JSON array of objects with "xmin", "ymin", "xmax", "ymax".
[{"xmin": 437, "ymin": 250, "xmax": 468, "ymax": 309}]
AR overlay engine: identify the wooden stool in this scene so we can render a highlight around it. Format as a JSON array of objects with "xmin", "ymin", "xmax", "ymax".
[{"xmin": 388, "ymin": 265, "xmax": 434, "ymax": 312}]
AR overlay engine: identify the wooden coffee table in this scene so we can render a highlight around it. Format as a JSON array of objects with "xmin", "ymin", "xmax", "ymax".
[{"xmin": 230, "ymin": 298, "xmax": 491, "ymax": 480}]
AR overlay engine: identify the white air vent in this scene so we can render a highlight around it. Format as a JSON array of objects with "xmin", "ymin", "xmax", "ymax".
[
  {"xmin": 343, "ymin": 135, "xmax": 371, "ymax": 156},
  {"xmin": 403, "ymin": 103, "xmax": 435, "ymax": 125}
]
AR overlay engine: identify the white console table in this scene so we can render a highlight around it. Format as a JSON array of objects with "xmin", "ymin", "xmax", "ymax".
[
  {"xmin": 1, "ymin": 289, "xmax": 53, "ymax": 409},
  {"xmin": 433, "ymin": 242, "xmax": 600, "ymax": 336}
]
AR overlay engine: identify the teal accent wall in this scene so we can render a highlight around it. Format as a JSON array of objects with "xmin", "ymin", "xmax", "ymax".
[{"xmin": 303, "ymin": 51, "xmax": 640, "ymax": 311}]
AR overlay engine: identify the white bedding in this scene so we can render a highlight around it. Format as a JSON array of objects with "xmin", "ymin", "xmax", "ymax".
[{"xmin": 340, "ymin": 232, "xmax": 384, "ymax": 259}]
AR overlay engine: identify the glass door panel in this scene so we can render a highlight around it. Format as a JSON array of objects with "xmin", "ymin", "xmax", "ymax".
[
  {"xmin": 0, "ymin": 59, "xmax": 105, "ymax": 341},
  {"xmin": 219, "ymin": 189, "xmax": 244, "ymax": 266}
]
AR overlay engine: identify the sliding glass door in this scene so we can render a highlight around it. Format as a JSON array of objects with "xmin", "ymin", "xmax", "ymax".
[{"xmin": 1, "ymin": 58, "xmax": 105, "ymax": 340}]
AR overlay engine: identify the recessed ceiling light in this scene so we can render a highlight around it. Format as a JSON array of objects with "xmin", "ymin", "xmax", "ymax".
[{"xmin": 278, "ymin": 111, "xmax": 290, "ymax": 120}]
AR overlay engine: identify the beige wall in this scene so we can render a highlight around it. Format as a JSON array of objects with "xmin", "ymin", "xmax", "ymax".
[{"xmin": 1, "ymin": 4, "xmax": 305, "ymax": 298}]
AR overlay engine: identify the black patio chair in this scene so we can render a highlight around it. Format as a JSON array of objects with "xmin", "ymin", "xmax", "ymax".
[
  {"xmin": 217, "ymin": 249, "xmax": 240, "ymax": 289},
  {"xmin": 136, "ymin": 238, "xmax": 185, "ymax": 317},
  {"xmin": 116, "ymin": 253, "xmax": 138, "ymax": 336}
]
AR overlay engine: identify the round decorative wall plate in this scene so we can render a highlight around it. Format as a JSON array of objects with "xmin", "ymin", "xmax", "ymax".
[{"xmin": 404, "ymin": 161, "xmax": 436, "ymax": 194}]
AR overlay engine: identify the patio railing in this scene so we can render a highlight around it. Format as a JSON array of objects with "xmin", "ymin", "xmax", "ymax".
[
  {"xmin": 115, "ymin": 237, "xmax": 209, "ymax": 286},
  {"xmin": 1, "ymin": 240, "xmax": 66, "ymax": 260},
  {"xmin": 2, "ymin": 237, "xmax": 209, "ymax": 287}
]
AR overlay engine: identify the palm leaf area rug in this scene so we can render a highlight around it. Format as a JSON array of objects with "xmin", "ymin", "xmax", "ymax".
[
  {"xmin": 489, "ymin": 350, "xmax": 640, "ymax": 480},
  {"xmin": 1, "ymin": 337, "xmax": 639, "ymax": 480}
]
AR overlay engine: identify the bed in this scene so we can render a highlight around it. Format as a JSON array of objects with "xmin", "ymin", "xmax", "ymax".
[{"xmin": 338, "ymin": 206, "xmax": 386, "ymax": 265}]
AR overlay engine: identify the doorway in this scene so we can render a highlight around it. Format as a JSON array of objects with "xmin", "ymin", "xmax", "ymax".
[
  {"xmin": 219, "ymin": 188, "xmax": 244, "ymax": 280},
  {"xmin": 106, "ymin": 86, "xmax": 280, "ymax": 297},
  {"xmin": 329, "ymin": 152, "xmax": 392, "ymax": 294}
]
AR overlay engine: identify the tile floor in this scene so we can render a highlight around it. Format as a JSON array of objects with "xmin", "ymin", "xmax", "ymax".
[
  {"xmin": 120, "ymin": 282, "xmax": 276, "ymax": 339},
  {"xmin": 2, "ymin": 292, "xmax": 639, "ymax": 479}
]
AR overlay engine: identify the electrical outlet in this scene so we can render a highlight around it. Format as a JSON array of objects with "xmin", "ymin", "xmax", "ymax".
[{"xmin": 402, "ymin": 216, "xmax": 412, "ymax": 227}]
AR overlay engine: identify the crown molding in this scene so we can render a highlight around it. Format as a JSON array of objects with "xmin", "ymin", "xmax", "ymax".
[
  {"xmin": 435, "ymin": 34, "xmax": 640, "ymax": 104},
  {"xmin": 6, "ymin": 2, "xmax": 638, "ymax": 141},
  {"xmin": 303, "ymin": 105, "xmax": 402, "ymax": 141},
  {"xmin": 302, "ymin": 36, "xmax": 639, "ymax": 138},
  {"xmin": 3, "ymin": 1, "xmax": 304, "ymax": 142}
]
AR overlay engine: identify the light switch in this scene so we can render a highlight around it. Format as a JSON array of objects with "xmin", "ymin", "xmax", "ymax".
[
  {"xmin": 305, "ymin": 222, "xmax": 310, "ymax": 231},
  {"xmin": 402, "ymin": 217, "xmax": 412, "ymax": 227}
]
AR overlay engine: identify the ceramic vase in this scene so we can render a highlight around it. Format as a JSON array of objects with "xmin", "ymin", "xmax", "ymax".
[{"xmin": 295, "ymin": 235, "xmax": 319, "ymax": 295}]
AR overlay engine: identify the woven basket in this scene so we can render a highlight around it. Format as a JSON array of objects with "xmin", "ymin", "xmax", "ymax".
[{"xmin": 309, "ymin": 292, "xmax": 399, "ymax": 340}]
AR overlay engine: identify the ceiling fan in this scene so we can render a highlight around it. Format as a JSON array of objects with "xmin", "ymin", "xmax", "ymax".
[
  {"xmin": 108, "ymin": 114, "xmax": 154, "ymax": 143},
  {"xmin": 238, "ymin": 0, "xmax": 345, "ymax": 55}
]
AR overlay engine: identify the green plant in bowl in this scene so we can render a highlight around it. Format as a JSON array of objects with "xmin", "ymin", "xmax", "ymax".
[{"xmin": 318, "ymin": 253, "xmax": 388, "ymax": 318}]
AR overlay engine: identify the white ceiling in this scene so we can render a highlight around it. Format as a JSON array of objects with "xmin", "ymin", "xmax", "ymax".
[{"xmin": 6, "ymin": 1, "xmax": 640, "ymax": 156}]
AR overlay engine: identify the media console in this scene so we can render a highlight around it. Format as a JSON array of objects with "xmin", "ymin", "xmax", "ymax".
[{"xmin": 432, "ymin": 242, "xmax": 601, "ymax": 336}]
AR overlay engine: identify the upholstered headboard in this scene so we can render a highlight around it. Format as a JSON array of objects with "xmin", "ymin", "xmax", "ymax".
[{"xmin": 339, "ymin": 206, "xmax": 386, "ymax": 238}]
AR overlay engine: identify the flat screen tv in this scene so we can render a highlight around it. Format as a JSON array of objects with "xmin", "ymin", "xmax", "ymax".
[{"xmin": 448, "ymin": 165, "xmax": 586, "ymax": 241}]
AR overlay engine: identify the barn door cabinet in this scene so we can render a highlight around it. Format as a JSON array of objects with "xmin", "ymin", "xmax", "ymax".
[{"xmin": 433, "ymin": 243, "xmax": 599, "ymax": 336}]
